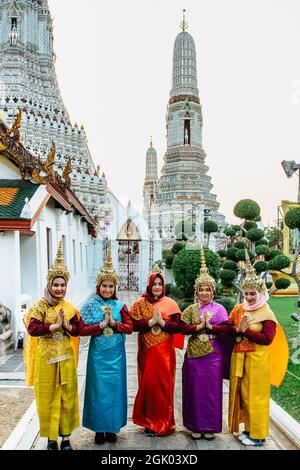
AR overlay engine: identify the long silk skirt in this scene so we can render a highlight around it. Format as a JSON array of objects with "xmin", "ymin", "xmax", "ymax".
[
  {"xmin": 132, "ymin": 336, "xmax": 176, "ymax": 436},
  {"xmin": 182, "ymin": 339, "xmax": 224, "ymax": 433},
  {"xmin": 34, "ymin": 348, "xmax": 79, "ymax": 441},
  {"xmin": 83, "ymin": 339, "xmax": 127, "ymax": 433},
  {"xmin": 228, "ymin": 345, "xmax": 271, "ymax": 439}
]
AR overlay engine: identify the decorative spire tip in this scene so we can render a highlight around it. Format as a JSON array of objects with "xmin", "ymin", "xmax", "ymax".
[{"xmin": 180, "ymin": 9, "xmax": 188, "ymax": 31}]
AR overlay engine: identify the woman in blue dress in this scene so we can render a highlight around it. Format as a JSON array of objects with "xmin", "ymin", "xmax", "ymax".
[{"xmin": 79, "ymin": 244, "xmax": 132, "ymax": 444}]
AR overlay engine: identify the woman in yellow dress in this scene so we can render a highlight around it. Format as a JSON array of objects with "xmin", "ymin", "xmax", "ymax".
[
  {"xmin": 23, "ymin": 241, "xmax": 80, "ymax": 450},
  {"xmin": 228, "ymin": 250, "xmax": 288, "ymax": 446}
]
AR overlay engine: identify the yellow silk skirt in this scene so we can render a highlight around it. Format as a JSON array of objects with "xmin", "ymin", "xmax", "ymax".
[
  {"xmin": 228, "ymin": 344, "xmax": 270, "ymax": 440},
  {"xmin": 34, "ymin": 340, "xmax": 79, "ymax": 441}
]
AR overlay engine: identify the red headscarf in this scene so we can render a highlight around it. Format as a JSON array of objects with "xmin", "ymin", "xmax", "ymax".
[
  {"xmin": 142, "ymin": 273, "xmax": 166, "ymax": 304},
  {"xmin": 96, "ymin": 281, "xmax": 118, "ymax": 300}
]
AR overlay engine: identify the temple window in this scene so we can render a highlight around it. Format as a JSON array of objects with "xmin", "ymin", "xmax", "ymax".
[
  {"xmin": 11, "ymin": 17, "xmax": 17, "ymax": 30},
  {"xmin": 184, "ymin": 119, "xmax": 191, "ymax": 145}
]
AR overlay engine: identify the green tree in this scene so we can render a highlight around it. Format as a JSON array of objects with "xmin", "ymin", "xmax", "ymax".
[
  {"xmin": 244, "ymin": 221, "xmax": 257, "ymax": 231},
  {"xmin": 203, "ymin": 219, "xmax": 219, "ymax": 247},
  {"xmin": 255, "ymin": 245, "xmax": 270, "ymax": 256},
  {"xmin": 171, "ymin": 242, "xmax": 185, "ymax": 255},
  {"xmin": 233, "ymin": 199, "xmax": 261, "ymax": 221},
  {"xmin": 172, "ymin": 246, "xmax": 221, "ymax": 298},
  {"xmin": 165, "ymin": 255, "xmax": 175, "ymax": 269},
  {"xmin": 274, "ymin": 278, "xmax": 291, "ymax": 290}
]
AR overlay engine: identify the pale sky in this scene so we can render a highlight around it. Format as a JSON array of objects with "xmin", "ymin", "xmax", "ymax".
[{"xmin": 49, "ymin": 0, "xmax": 300, "ymax": 226}]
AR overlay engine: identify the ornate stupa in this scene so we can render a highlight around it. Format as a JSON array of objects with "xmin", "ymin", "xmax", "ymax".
[{"xmin": 143, "ymin": 11, "xmax": 225, "ymax": 242}]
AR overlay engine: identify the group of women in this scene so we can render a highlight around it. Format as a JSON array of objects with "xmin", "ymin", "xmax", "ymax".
[{"xmin": 23, "ymin": 241, "xmax": 288, "ymax": 450}]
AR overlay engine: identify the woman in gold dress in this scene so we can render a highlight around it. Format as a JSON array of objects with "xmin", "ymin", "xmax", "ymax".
[
  {"xmin": 23, "ymin": 241, "xmax": 80, "ymax": 450},
  {"xmin": 228, "ymin": 250, "xmax": 288, "ymax": 446}
]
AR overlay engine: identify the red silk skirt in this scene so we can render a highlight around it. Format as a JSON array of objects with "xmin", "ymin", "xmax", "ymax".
[{"xmin": 132, "ymin": 335, "xmax": 176, "ymax": 436}]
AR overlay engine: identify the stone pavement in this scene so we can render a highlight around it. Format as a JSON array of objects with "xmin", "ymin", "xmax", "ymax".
[{"xmin": 32, "ymin": 291, "xmax": 282, "ymax": 451}]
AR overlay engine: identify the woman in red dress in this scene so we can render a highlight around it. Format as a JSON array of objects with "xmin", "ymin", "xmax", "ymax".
[{"xmin": 129, "ymin": 265, "xmax": 184, "ymax": 437}]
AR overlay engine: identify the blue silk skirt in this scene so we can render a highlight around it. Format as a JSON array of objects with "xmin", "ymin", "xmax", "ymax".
[{"xmin": 82, "ymin": 338, "xmax": 127, "ymax": 433}]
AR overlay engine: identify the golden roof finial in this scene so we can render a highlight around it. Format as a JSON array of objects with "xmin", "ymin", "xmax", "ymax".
[{"xmin": 180, "ymin": 9, "xmax": 188, "ymax": 32}]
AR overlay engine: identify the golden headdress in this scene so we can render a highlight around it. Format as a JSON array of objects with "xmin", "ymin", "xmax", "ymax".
[
  {"xmin": 148, "ymin": 264, "xmax": 166, "ymax": 282},
  {"xmin": 47, "ymin": 240, "xmax": 70, "ymax": 285},
  {"xmin": 241, "ymin": 249, "xmax": 266, "ymax": 293},
  {"xmin": 96, "ymin": 242, "xmax": 120, "ymax": 285},
  {"xmin": 194, "ymin": 245, "xmax": 216, "ymax": 292}
]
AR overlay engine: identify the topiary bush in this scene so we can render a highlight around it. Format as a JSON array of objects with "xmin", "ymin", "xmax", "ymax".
[
  {"xmin": 217, "ymin": 249, "xmax": 226, "ymax": 258},
  {"xmin": 235, "ymin": 248, "xmax": 249, "ymax": 261},
  {"xmin": 233, "ymin": 199, "xmax": 261, "ymax": 221},
  {"xmin": 267, "ymin": 249, "xmax": 283, "ymax": 260},
  {"xmin": 165, "ymin": 255, "xmax": 175, "ymax": 269},
  {"xmin": 244, "ymin": 221, "xmax": 257, "ymax": 230},
  {"xmin": 171, "ymin": 242, "xmax": 185, "ymax": 255},
  {"xmin": 226, "ymin": 247, "xmax": 238, "ymax": 261},
  {"xmin": 266, "ymin": 281, "xmax": 273, "ymax": 289},
  {"xmin": 268, "ymin": 254, "xmax": 291, "ymax": 271},
  {"xmin": 253, "ymin": 261, "xmax": 268, "ymax": 273},
  {"xmin": 219, "ymin": 269, "xmax": 237, "ymax": 287},
  {"xmin": 224, "ymin": 227, "xmax": 236, "ymax": 237},
  {"xmin": 246, "ymin": 228, "xmax": 265, "ymax": 242},
  {"xmin": 234, "ymin": 241, "xmax": 246, "ymax": 249},
  {"xmin": 173, "ymin": 246, "xmax": 221, "ymax": 298},
  {"xmin": 255, "ymin": 245, "xmax": 270, "ymax": 256},
  {"xmin": 223, "ymin": 260, "xmax": 239, "ymax": 271},
  {"xmin": 255, "ymin": 238, "xmax": 269, "ymax": 246},
  {"xmin": 232, "ymin": 225, "xmax": 241, "ymax": 232},
  {"xmin": 284, "ymin": 207, "xmax": 300, "ymax": 229},
  {"xmin": 204, "ymin": 220, "xmax": 219, "ymax": 233},
  {"xmin": 275, "ymin": 278, "xmax": 291, "ymax": 290}
]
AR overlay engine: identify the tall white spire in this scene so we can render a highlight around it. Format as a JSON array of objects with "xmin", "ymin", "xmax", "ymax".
[
  {"xmin": 171, "ymin": 10, "xmax": 198, "ymax": 99},
  {"xmin": 155, "ymin": 11, "xmax": 225, "ymax": 231},
  {"xmin": 145, "ymin": 137, "xmax": 158, "ymax": 182},
  {"xmin": 143, "ymin": 137, "xmax": 158, "ymax": 213}
]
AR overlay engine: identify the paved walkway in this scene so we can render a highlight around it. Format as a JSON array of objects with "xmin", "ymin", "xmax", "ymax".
[{"xmin": 31, "ymin": 291, "xmax": 281, "ymax": 451}]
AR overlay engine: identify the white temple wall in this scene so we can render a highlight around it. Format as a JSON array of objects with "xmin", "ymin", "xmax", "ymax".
[{"xmin": 0, "ymin": 155, "xmax": 21, "ymax": 179}]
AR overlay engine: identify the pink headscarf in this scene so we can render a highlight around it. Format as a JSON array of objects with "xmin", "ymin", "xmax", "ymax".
[{"xmin": 243, "ymin": 289, "xmax": 269, "ymax": 311}]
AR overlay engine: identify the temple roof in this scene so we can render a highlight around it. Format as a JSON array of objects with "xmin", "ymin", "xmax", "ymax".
[{"xmin": 0, "ymin": 179, "xmax": 38, "ymax": 219}]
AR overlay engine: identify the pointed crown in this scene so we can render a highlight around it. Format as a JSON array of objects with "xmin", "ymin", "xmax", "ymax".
[
  {"xmin": 96, "ymin": 242, "xmax": 120, "ymax": 285},
  {"xmin": 47, "ymin": 240, "xmax": 70, "ymax": 284},
  {"xmin": 148, "ymin": 264, "xmax": 165, "ymax": 283},
  {"xmin": 241, "ymin": 249, "xmax": 266, "ymax": 293},
  {"xmin": 194, "ymin": 245, "xmax": 216, "ymax": 292}
]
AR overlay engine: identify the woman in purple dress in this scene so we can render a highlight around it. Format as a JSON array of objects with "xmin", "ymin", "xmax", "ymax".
[{"xmin": 180, "ymin": 246, "xmax": 231, "ymax": 441}]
